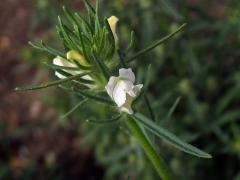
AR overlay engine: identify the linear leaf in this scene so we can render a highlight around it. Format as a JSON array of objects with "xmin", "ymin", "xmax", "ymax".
[
  {"xmin": 126, "ymin": 30, "xmax": 136, "ymax": 52},
  {"xmin": 74, "ymin": 12, "xmax": 94, "ymax": 35},
  {"xmin": 62, "ymin": 6, "xmax": 80, "ymax": 31},
  {"xmin": 144, "ymin": 95, "xmax": 156, "ymax": 121},
  {"xmin": 57, "ymin": 16, "xmax": 79, "ymax": 50},
  {"xmin": 143, "ymin": 64, "xmax": 152, "ymax": 92},
  {"xmin": 61, "ymin": 99, "xmax": 88, "ymax": 119},
  {"xmin": 117, "ymin": 50, "xmax": 127, "ymax": 68},
  {"xmin": 133, "ymin": 112, "xmax": 212, "ymax": 158},
  {"xmin": 161, "ymin": 97, "xmax": 181, "ymax": 125},
  {"xmin": 127, "ymin": 23, "xmax": 187, "ymax": 63},
  {"xmin": 83, "ymin": 0, "xmax": 96, "ymax": 14},
  {"xmin": 86, "ymin": 114, "xmax": 121, "ymax": 124},
  {"xmin": 77, "ymin": 90, "xmax": 114, "ymax": 105},
  {"xmin": 92, "ymin": 51, "xmax": 111, "ymax": 79},
  {"xmin": 79, "ymin": 32, "xmax": 91, "ymax": 63},
  {"xmin": 216, "ymin": 85, "xmax": 240, "ymax": 114},
  {"xmin": 29, "ymin": 41, "xmax": 65, "ymax": 58},
  {"xmin": 15, "ymin": 72, "xmax": 91, "ymax": 91}
]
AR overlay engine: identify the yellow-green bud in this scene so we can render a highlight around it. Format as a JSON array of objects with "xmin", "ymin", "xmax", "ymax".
[
  {"xmin": 66, "ymin": 50, "xmax": 90, "ymax": 67},
  {"xmin": 107, "ymin": 16, "xmax": 119, "ymax": 47}
]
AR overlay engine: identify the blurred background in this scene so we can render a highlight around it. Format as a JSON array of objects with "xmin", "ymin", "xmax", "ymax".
[{"xmin": 0, "ymin": 0, "xmax": 240, "ymax": 179}]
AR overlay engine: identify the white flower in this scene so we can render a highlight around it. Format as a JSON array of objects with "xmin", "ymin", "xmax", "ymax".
[
  {"xmin": 107, "ymin": 15, "xmax": 119, "ymax": 47},
  {"xmin": 53, "ymin": 53, "xmax": 93, "ymax": 88},
  {"xmin": 105, "ymin": 68, "xmax": 143, "ymax": 114}
]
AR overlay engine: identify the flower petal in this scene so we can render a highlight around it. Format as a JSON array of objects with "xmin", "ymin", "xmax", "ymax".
[
  {"xmin": 113, "ymin": 82, "xmax": 127, "ymax": 107},
  {"xmin": 53, "ymin": 56, "xmax": 76, "ymax": 68},
  {"xmin": 119, "ymin": 68, "xmax": 135, "ymax": 82},
  {"xmin": 55, "ymin": 71, "xmax": 66, "ymax": 79},
  {"xmin": 132, "ymin": 84, "xmax": 143, "ymax": 96},
  {"xmin": 120, "ymin": 94, "xmax": 134, "ymax": 114},
  {"xmin": 105, "ymin": 76, "xmax": 118, "ymax": 99}
]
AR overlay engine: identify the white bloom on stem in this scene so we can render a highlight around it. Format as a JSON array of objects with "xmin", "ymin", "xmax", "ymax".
[
  {"xmin": 105, "ymin": 68, "xmax": 143, "ymax": 114},
  {"xmin": 53, "ymin": 52, "xmax": 93, "ymax": 88},
  {"xmin": 107, "ymin": 15, "xmax": 119, "ymax": 47}
]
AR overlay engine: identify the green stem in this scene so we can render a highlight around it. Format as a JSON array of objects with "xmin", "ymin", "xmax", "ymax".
[{"xmin": 124, "ymin": 114, "xmax": 172, "ymax": 180}]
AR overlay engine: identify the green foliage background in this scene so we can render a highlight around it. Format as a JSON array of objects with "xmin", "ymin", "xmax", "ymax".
[{"xmin": 2, "ymin": 0, "xmax": 240, "ymax": 179}]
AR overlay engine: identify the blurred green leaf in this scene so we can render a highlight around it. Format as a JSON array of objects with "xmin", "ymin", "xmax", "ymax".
[{"xmin": 133, "ymin": 113, "xmax": 212, "ymax": 158}]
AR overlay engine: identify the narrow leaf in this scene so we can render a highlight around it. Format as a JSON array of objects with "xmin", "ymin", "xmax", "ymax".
[
  {"xmin": 133, "ymin": 112, "xmax": 212, "ymax": 158},
  {"xmin": 29, "ymin": 41, "xmax": 65, "ymax": 58},
  {"xmin": 58, "ymin": 16, "xmax": 78, "ymax": 50},
  {"xmin": 94, "ymin": 0, "xmax": 101, "ymax": 33},
  {"xmin": 143, "ymin": 64, "xmax": 152, "ymax": 92},
  {"xmin": 117, "ymin": 50, "xmax": 127, "ymax": 68},
  {"xmin": 15, "ymin": 72, "xmax": 91, "ymax": 91},
  {"xmin": 92, "ymin": 51, "xmax": 111, "ymax": 79},
  {"xmin": 127, "ymin": 23, "xmax": 187, "ymax": 63},
  {"xmin": 144, "ymin": 95, "xmax": 156, "ymax": 121},
  {"xmin": 83, "ymin": 0, "xmax": 96, "ymax": 14},
  {"xmin": 216, "ymin": 85, "xmax": 240, "ymax": 114},
  {"xmin": 79, "ymin": 32, "xmax": 91, "ymax": 63},
  {"xmin": 161, "ymin": 97, "xmax": 181, "ymax": 125},
  {"xmin": 126, "ymin": 31, "xmax": 136, "ymax": 52},
  {"xmin": 62, "ymin": 6, "xmax": 80, "ymax": 30},
  {"xmin": 86, "ymin": 114, "xmax": 121, "ymax": 124},
  {"xmin": 77, "ymin": 90, "xmax": 114, "ymax": 105},
  {"xmin": 61, "ymin": 99, "xmax": 88, "ymax": 119},
  {"xmin": 74, "ymin": 12, "xmax": 94, "ymax": 35}
]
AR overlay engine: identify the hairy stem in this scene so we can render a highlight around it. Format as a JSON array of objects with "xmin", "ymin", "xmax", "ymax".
[{"xmin": 124, "ymin": 114, "xmax": 172, "ymax": 180}]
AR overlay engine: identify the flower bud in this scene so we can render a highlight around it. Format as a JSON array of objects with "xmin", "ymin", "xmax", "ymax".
[
  {"xmin": 66, "ymin": 50, "xmax": 90, "ymax": 67},
  {"xmin": 107, "ymin": 16, "xmax": 119, "ymax": 48},
  {"xmin": 53, "ymin": 56, "xmax": 93, "ymax": 88}
]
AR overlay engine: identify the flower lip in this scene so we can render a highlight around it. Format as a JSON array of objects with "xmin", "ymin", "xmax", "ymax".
[{"xmin": 53, "ymin": 56, "xmax": 75, "ymax": 68}]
